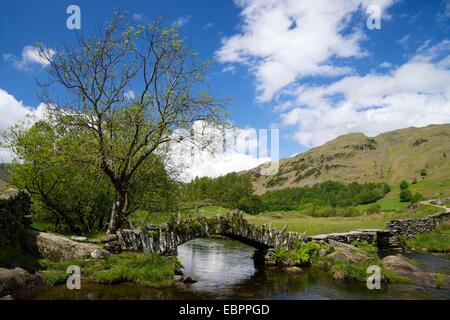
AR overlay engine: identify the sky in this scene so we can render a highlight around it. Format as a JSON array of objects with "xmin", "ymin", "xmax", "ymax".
[{"xmin": 0, "ymin": 0, "xmax": 450, "ymax": 179}]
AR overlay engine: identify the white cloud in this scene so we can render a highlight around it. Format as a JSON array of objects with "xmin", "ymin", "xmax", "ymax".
[
  {"xmin": 3, "ymin": 45, "xmax": 55, "ymax": 71},
  {"xmin": 397, "ymin": 34, "xmax": 410, "ymax": 48},
  {"xmin": 279, "ymin": 41, "xmax": 450, "ymax": 147},
  {"xmin": 124, "ymin": 90, "xmax": 136, "ymax": 100},
  {"xmin": 216, "ymin": 0, "xmax": 395, "ymax": 102},
  {"xmin": 0, "ymin": 88, "xmax": 47, "ymax": 162},
  {"xmin": 379, "ymin": 61, "xmax": 393, "ymax": 69},
  {"xmin": 173, "ymin": 15, "xmax": 192, "ymax": 28},
  {"xmin": 168, "ymin": 121, "xmax": 272, "ymax": 181}
]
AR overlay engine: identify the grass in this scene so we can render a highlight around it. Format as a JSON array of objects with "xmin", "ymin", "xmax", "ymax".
[
  {"xmin": 245, "ymin": 204, "xmax": 442, "ymax": 235},
  {"xmin": 130, "ymin": 201, "xmax": 446, "ymax": 236},
  {"xmin": 356, "ymin": 198, "xmax": 409, "ymax": 213},
  {"xmin": 0, "ymin": 244, "xmax": 41, "ymax": 271},
  {"xmin": 407, "ymin": 222, "xmax": 450, "ymax": 252},
  {"xmin": 39, "ymin": 252, "xmax": 177, "ymax": 288},
  {"xmin": 436, "ymin": 273, "xmax": 448, "ymax": 288},
  {"xmin": 317, "ymin": 256, "xmax": 411, "ymax": 284},
  {"xmin": 408, "ymin": 177, "xmax": 450, "ymax": 199},
  {"xmin": 351, "ymin": 241, "xmax": 378, "ymax": 254}
]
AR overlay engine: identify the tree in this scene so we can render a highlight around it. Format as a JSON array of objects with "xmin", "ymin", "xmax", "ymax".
[
  {"xmin": 35, "ymin": 14, "xmax": 226, "ymax": 234},
  {"xmin": 4, "ymin": 121, "xmax": 114, "ymax": 234},
  {"xmin": 400, "ymin": 180, "xmax": 409, "ymax": 190},
  {"xmin": 399, "ymin": 189, "xmax": 412, "ymax": 202}
]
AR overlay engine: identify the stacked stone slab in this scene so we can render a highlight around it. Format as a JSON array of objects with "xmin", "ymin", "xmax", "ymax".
[
  {"xmin": 387, "ymin": 212, "xmax": 450, "ymax": 239},
  {"xmin": 0, "ymin": 189, "xmax": 30, "ymax": 247}
]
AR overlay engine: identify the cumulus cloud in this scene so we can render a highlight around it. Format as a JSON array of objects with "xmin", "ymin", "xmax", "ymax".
[
  {"xmin": 0, "ymin": 88, "xmax": 47, "ymax": 162},
  {"xmin": 3, "ymin": 45, "xmax": 55, "ymax": 71},
  {"xmin": 216, "ymin": 0, "xmax": 395, "ymax": 102},
  {"xmin": 279, "ymin": 41, "xmax": 450, "ymax": 147},
  {"xmin": 168, "ymin": 121, "xmax": 273, "ymax": 181}
]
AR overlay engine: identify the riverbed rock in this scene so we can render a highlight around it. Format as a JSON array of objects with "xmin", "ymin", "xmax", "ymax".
[
  {"xmin": 0, "ymin": 295, "xmax": 14, "ymax": 300},
  {"xmin": 0, "ymin": 267, "xmax": 45, "ymax": 299},
  {"xmin": 284, "ymin": 266, "xmax": 304, "ymax": 274},
  {"xmin": 70, "ymin": 236, "xmax": 87, "ymax": 242},
  {"xmin": 183, "ymin": 276, "xmax": 198, "ymax": 283},
  {"xmin": 101, "ymin": 234, "xmax": 118, "ymax": 243},
  {"xmin": 381, "ymin": 254, "xmax": 450, "ymax": 288},
  {"xmin": 327, "ymin": 240, "xmax": 374, "ymax": 263},
  {"xmin": 173, "ymin": 275, "xmax": 184, "ymax": 282},
  {"xmin": 332, "ymin": 270, "xmax": 346, "ymax": 281},
  {"xmin": 23, "ymin": 230, "xmax": 101, "ymax": 261},
  {"xmin": 90, "ymin": 249, "xmax": 110, "ymax": 259},
  {"xmin": 327, "ymin": 251, "xmax": 350, "ymax": 262}
]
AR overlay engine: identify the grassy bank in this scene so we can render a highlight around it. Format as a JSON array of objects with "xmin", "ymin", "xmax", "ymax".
[
  {"xmin": 40, "ymin": 252, "xmax": 178, "ymax": 288},
  {"xmin": 406, "ymin": 222, "xmax": 450, "ymax": 252}
]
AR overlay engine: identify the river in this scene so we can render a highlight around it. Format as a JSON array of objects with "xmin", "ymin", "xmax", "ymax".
[{"xmin": 35, "ymin": 238, "xmax": 450, "ymax": 300}]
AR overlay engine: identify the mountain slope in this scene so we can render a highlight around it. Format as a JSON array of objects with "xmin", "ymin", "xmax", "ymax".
[{"xmin": 241, "ymin": 124, "xmax": 450, "ymax": 195}]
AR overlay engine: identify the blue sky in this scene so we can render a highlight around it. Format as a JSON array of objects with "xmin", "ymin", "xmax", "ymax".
[{"xmin": 1, "ymin": 0, "xmax": 450, "ymax": 177}]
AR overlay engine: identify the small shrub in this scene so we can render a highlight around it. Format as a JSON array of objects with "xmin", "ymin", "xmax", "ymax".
[
  {"xmin": 399, "ymin": 189, "xmax": 412, "ymax": 202},
  {"xmin": 400, "ymin": 180, "xmax": 409, "ymax": 190},
  {"xmin": 41, "ymin": 270, "xmax": 68, "ymax": 286},
  {"xmin": 420, "ymin": 169, "xmax": 427, "ymax": 177},
  {"xmin": 269, "ymin": 241, "xmax": 321, "ymax": 266},
  {"xmin": 351, "ymin": 241, "xmax": 378, "ymax": 254}
]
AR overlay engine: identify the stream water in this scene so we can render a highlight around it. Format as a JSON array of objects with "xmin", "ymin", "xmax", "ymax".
[{"xmin": 34, "ymin": 238, "xmax": 450, "ymax": 300}]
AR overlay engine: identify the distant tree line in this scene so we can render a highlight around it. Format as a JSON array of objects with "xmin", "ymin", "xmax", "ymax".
[{"xmin": 183, "ymin": 176, "xmax": 391, "ymax": 214}]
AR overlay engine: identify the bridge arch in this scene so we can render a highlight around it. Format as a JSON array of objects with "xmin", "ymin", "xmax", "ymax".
[{"xmin": 110, "ymin": 211, "xmax": 309, "ymax": 255}]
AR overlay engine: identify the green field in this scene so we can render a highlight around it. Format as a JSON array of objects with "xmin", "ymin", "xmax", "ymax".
[{"xmin": 129, "ymin": 200, "xmax": 444, "ymax": 236}]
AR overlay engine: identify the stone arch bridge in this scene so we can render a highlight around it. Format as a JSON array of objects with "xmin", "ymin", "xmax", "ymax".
[{"xmin": 103, "ymin": 211, "xmax": 309, "ymax": 254}]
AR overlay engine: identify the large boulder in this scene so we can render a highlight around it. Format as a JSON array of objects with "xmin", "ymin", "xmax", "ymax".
[
  {"xmin": 327, "ymin": 240, "xmax": 374, "ymax": 263},
  {"xmin": 381, "ymin": 254, "xmax": 450, "ymax": 288},
  {"xmin": 23, "ymin": 230, "xmax": 101, "ymax": 261},
  {"xmin": 0, "ymin": 267, "xmax": 45, "ymax": 299}
]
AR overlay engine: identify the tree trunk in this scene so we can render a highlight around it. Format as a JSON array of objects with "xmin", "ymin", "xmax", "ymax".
[{"xmin": 106, "ymin": 189, "xmax": 128, "ymax": 235}]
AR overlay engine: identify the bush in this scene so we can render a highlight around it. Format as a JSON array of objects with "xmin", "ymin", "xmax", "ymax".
[
  {"xmin": 400, "ymin": 180, "xmax": 409, "ymax": 190},
  {"xmin": 269, "ymin": 241, "xmax": 323, "ymax": 266},
  {"xmin": 420, "ymin": 169, "xmax": 427, "ymax": 177},
  {"xmin": 399, "ymin": 189, "xmax": 412, "ymax": 202},
  {"xmin": 237, "ymin": 195, "xmax": 264, "ymax": 214}
]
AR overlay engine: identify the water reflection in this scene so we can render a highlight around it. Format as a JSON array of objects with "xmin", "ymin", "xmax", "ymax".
[
  {"xmin": 177, "ymin": 238, "xmax": 257, "ymax": 297},
  {"xmin": 34, "ymin": 238, "xmax": 450, "ymax": 300}
]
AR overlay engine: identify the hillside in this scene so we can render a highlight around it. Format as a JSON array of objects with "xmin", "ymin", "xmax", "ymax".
[{"xmin": 241, "ymin": 124, "xmax": 450, "ymax": 196}]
